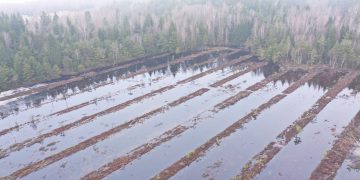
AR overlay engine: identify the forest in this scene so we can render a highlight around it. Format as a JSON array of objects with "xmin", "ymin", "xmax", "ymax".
[{"xmin": 0, "ymin": 0, "xmax": 360, "ymax": 91}]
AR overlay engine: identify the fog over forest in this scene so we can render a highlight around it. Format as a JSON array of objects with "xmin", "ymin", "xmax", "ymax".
[
  {"xmin": 0, "ymin": 0, "xmax": 134, "ymax": 14},
  {"xmin": 0, "ymin": 0, "xmax": 360, "ymax": 90},
  {"xmin": 1, "ymin": 1, "xmax": 360, "ymax": 180}
]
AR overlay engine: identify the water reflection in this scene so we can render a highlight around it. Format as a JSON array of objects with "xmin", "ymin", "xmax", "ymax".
[
  {"xmin": 0, "ymin": 51, "xmax": 225, "ymax": 119},
  {"xmin": 253, "ymin": 61, "xmax": 280, "ymax": 78},
  {"xmin": 0, "ymin": 55, "xmax": 354, "ymax": 120},
  {"xmin": 225, "ymin": 49, "xmax": 249, "ymax": 60},
  {"xmin": 307, "ymin": 69, "xmax": 345, "ymax": 91},
  {"xmin": 348, "ymin": 144, "xmax": 360, "ymax": 171},
  {"xmin": 252, "ymin": 62, "xmax": 307, "ymax": 86},
  {"xmin": 349, "ymin": 75, "xmax": 360, "ymax": 94},
  {"xmin": 278, "ymin": 70, "xmax": 306, "ymax": 85}
]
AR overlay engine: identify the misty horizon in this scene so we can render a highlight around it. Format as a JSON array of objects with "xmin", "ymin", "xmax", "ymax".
[{"xmin": 0, "ymin": 0, "xmax": 139, "ymax": 15}]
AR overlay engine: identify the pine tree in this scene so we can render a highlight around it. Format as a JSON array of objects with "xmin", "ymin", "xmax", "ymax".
[
  {"xmin": 167, "ymin": 22, "xmax": 179, "ymax": 52},
  {"xmin": 0, "ymin": 66, "xmax": 11, "ymax": 90}
]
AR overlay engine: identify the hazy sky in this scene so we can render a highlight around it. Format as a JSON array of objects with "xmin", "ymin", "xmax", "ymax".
[
  {"xmin": 0, "ymin": 0, "xmax": 109, "ymax": 14},
  {"xmin": 0, "ymin": 0, "xmax": 141, "ymax": 14},
  {"xmin": 0, "ymin": 0, "xmax": 40, "ymax": 4},
  {"xmin": 0, "ymin": 0, "xmax": 134, "ymax": 4}
]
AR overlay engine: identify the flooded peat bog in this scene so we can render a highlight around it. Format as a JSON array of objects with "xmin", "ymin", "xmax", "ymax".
[
  {"xmin": 2, "ymin": 0, "xmax": 360, "ymax": 179},
  {"xmin": 1, "ymin": 48, "xmax": 360, "ymax": 180}
]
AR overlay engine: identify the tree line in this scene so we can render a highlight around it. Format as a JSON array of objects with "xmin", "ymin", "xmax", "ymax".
[{"xmin": 0, "ymin": 0, "xmax": 360, "ymax": 91}]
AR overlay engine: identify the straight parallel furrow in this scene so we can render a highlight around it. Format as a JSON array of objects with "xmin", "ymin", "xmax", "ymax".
[
  {"xmin": 49, "ymin": 54, "xmax": 225, "ymax": 117},
  {"xmin": 150, "ymin": 70, "xmax": 317, "ymax": 180},
  {"xmin": 81, "ymin": 69, "xmax": 308, "ymax": 180},
  {"xmin": 4, "ymin": 88, "xmax": 210, "ymax": 179},
  {"xmin": 176, "ymin": 55, "xmax": 253, "ymax": 85},
  {"xmin": 214, "ymin": 69, "xmax": 300, "ymax": 111},
  {"xmin": 237, "ymin": 71, "xmax": 359, "ymax": 180},
  {"xmin": 0, "ymin": 48, "xmax": 229, "ymax": 120},
  {"xmin": 82, "ymin": 125, "xmax": 188, "ymax": 180},
  {"xmin": 2, "ymin": 59, "xmax": 262, "ymax": 177},
  {"xmin": 0, "ymin": 54, "xmax": 254, "ymax": 140},
  {"xmin": 0, "ymin": 53, "xmax": 250, "ymax": 141},
  {"xmin": 0, "ymin": 85, "xmax": 173, "ymax": 142},
  {"xmin": 308, "ymin": 111, "xmax": 360, "ymax": 180},
  {"xmin": 209, "ymin": 62, "xmax": 267, "ymax": 88}
]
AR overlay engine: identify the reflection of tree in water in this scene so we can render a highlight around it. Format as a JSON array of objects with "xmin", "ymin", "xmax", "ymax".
[
  {"xmin": 262, "ymin": 62, "xmax": 281, "ymax": 78},
  {"xmin": 0, "ymin": 51, "xmax": 224, "ymax": 118},
  {"xmin": 307, "ymin": 70, "xmax": 345, "ymax": 92},
  {"xmin": 225, "ymin": 50, "xmax": 248, "ymax": 60},
  {"xmin": 294, "ymin": 135, "xmax": 302, "ymax": 145},
  {"xmin": 170, "ymin": 64, "xmax": 180, "ymax": 77},
  {"xmin": 348, "ymin": 143, "xmax": 360, "ymax": 171},
  {"xmin": 348, "ymin": 75, "xmax": 360, "ymax": 95},
  {"xmin": 29, "ymin": 115, "xmax": 40, "ymax": 130},
  {"xmin": 276, "ymin": 70, "xmax": 307, "ymax": 86},
  {"xmin": 252, "ymin": 61, "xmax": 280, "ymax": 78}
]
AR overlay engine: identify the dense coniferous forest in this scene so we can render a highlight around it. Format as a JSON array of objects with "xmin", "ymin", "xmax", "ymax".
[{"xmin": 0, "ymin": 0, "xmax": 360, "ymax": 91}]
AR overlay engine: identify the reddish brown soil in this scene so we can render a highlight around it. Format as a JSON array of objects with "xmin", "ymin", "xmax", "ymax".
[
  {"xmin": 238, "ymin": 71, "xmax": 359, "ymax": 180},
  {"xmin": 50, "ymin": 101, "xmax": 94, "ymax": 116},
  {"xmin": 82, "ymin": 125, "xmax": 188, "ymax": 180},
  {"xmin": 308, "ymin": 111, "xmax": 360, "ymax": 180}
]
